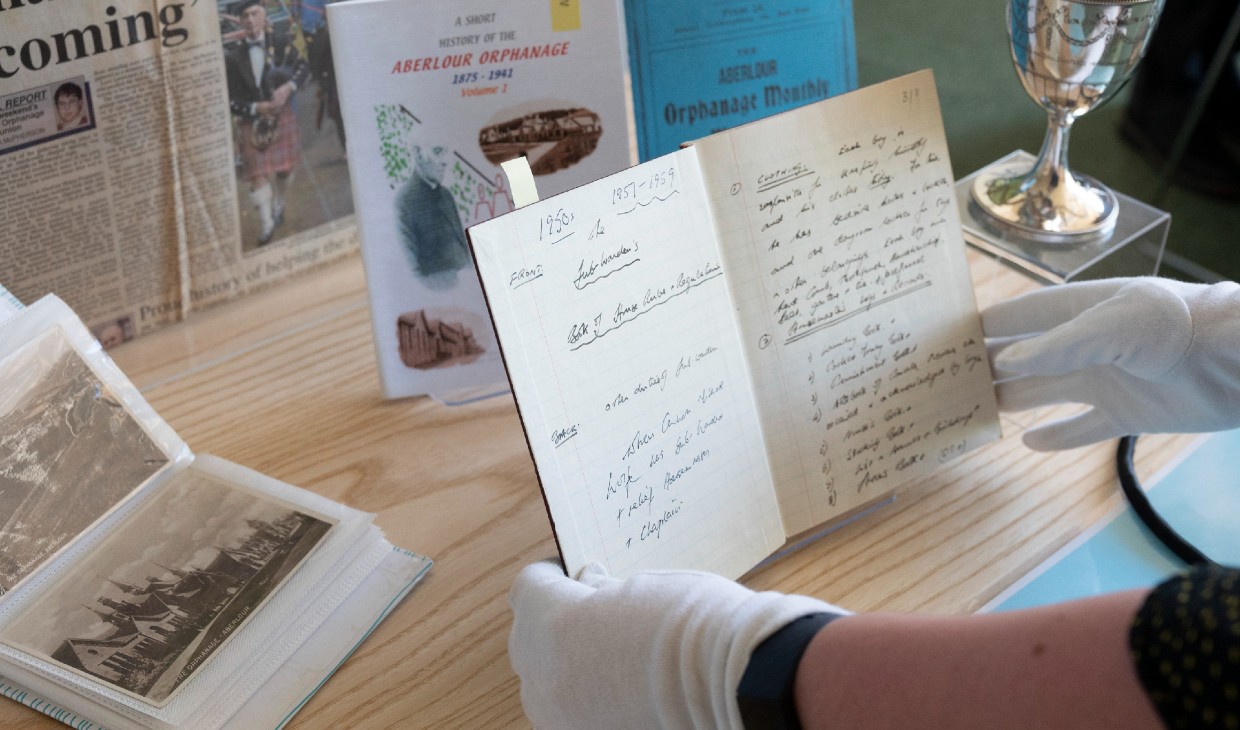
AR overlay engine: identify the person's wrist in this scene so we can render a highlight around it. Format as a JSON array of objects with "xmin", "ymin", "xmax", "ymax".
[{"xmin": 737, "ymin": 612, "xmax": 843, "ymax": 729}]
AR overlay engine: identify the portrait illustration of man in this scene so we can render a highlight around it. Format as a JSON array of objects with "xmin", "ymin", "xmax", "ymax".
[
  {"xmin": 395, "ymin": 142, "xmax": 471, "ymax": 290},
  {"xmin": 224, "ymin": 0, "xmax": 310, "ymax": 246}
]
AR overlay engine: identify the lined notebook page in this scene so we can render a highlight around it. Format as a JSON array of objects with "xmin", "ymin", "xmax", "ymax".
[
  {"xmin": 694, "ymin": 70, "xmax": 1000, "ymax": 536},
  {"xmin": 469, "ymin": 149, "xmax": 785, "ymax": 580}
]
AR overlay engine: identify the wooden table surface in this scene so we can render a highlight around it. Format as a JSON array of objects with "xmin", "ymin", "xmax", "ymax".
[{"xmin": 3, "ymin": 250, "xmax": 1200, "ymax": 729}]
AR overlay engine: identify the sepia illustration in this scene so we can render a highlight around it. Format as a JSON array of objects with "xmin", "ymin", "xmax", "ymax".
[
  {"xmin": 0, "ymin": 329, "xmax": 168, "ymax": 598},
  {"xmin": 1, "ymin": 467, "xmax": 334, "ymax": 705},
  {"xmin": 479, "ymin": 107, "xmax": 603, "ymax": 175},
  {"xmin": 396, "ymin": 309, "xmax": 486, "ymax": 370}
]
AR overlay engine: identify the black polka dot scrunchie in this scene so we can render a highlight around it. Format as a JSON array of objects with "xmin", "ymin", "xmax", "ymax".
[{"xmin": 1129, "ymin": 565, "xmax": 1240, "ymax": 729}]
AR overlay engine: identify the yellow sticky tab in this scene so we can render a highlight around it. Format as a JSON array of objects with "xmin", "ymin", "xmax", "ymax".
[
  {"xmin": 550, "ymin": 0, "xmax": 581, "ymax": 32},
  {"xmin": 501, "ymin": 157, "xmax": 540, "ymax": 208}
]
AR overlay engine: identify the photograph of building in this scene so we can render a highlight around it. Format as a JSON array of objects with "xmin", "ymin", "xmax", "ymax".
[
  {"xmin": 0, "ymin": 330, "xmax": 168, "ymax": 596},
  {"xmin": 2, "ymin": 470, "xmax": 333, "ymax": 704},
  {"xmin": 479, "ymin": 107, "xmax": 603, "ymax": 175},
  {"xmin": 396, "ymin": 309, "xmax": 485, "ymax": 370}
]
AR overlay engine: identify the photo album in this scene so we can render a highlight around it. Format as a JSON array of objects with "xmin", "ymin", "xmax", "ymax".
[
  {"xmin": 0, "ymin": 291, "xmax": 430, "ymax": 729},
  {"xmin": 468, "ymin": 70, "xmax": 1002, "ymax": 581}
]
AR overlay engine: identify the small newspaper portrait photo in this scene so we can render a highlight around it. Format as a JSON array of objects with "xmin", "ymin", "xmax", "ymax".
[
  {"xmin": 52, "ymin": 80, "xmax": 93, "ymax": 132},
  {"xmin": 90, "ymin": 316, "xmax": 136, "ymax": 350},
  {"xmin": 0, "ymin": 75, "xmax": 96, "ymax": 156}
]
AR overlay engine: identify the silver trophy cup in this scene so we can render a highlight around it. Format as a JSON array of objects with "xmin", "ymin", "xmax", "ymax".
[{"xmin": 971, "ymin": 0, "xmax": 1163, "ymax": 243}]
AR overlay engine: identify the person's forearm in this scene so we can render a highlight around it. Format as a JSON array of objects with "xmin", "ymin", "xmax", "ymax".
[{"xmin": 794, "ymin": 590, "xmax": 1161, "ymax": 729}]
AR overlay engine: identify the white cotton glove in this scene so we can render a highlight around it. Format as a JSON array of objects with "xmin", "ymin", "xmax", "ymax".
[
  {"xmin": 982, "ymin": 277, "xmax": 1240, "ymax": 451},
  {"xmin": 508, "ymin": 561, "xmax": 847, "ymax": 730}
]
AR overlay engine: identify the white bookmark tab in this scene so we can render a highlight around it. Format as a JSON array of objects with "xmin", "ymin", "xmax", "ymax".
[{"xmin": 501, "ymin": 156, "xmax": 541, "ymax": 208}]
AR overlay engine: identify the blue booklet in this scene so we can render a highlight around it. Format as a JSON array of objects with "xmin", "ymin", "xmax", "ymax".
[
  {"xmin": 986, "ymin": 429, "xmax": 1240, "ymax": 612},
  {"xmin": 623, "ymin": 0, "xmax": 857, "ymax": 161}
]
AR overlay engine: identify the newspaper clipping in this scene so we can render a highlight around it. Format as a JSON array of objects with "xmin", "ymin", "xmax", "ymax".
[{"xmin": 0, "ymin": 0, "xmax": 356, "ymax": 345}]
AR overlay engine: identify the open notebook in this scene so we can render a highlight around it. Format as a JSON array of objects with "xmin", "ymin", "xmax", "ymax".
[
  {"xmin": 468, "ymin": 70, "xmax": 1001, "ymax": 580},
  {"xmin": 0, "ymin": 291, "xmax": 430, "ymax": 729}
]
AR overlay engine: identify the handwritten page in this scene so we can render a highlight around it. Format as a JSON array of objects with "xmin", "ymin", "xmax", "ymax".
[
  {"xmin": 693, "ymin": 70, "xmax": 1000, "ymax": 536},
  {"xmin": 471, "ymin": 70, "xmax": 1001, "ymax": 577},
  {"xmin": 469, "ymin": 149, "xmax": 785, "ymax": 580}
]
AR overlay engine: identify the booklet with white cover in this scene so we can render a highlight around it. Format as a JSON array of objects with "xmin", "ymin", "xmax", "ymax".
[{"xmin": 328, "ymin": 0, "xmax": 634, "ymax": 403}]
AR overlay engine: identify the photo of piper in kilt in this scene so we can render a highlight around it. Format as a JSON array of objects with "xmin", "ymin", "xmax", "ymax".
[{"xmin": 224, "ymin": 0, "xmax": 311, "ymax": 246}]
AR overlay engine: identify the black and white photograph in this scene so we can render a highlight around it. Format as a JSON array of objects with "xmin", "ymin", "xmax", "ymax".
[
  {"xmin": 0, "ymin": 329, "xmax": 168, "ymax": 598},
  {"xmin": 1, "ymin": 467, "xmax": 334, "ymax": 705}
]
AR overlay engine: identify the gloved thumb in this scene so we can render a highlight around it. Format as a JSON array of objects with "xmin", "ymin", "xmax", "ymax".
[
  {"xmin": 510, "ymin": 559, "xmax": 596, "ymax": 611},
  {"xmin": 993, "ymin": 280, "xmax": 1192, "ymax": 379},
  {"xmin": 577, "ymin": 561, "xmax": 620, "ymax": 589}
]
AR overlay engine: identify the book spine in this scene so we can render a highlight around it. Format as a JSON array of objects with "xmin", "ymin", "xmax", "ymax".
[{"xmin": 0, "ymin": 680, "xmax": 103, "ymax": 729}]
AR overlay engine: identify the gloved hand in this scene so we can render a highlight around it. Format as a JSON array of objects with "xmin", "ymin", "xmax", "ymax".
[
  {"xmin": 508, "ymin": 561, "xmax": 846, "ymax": 729},
  {"xmin": 982, "ymin": 277, "xmax": 1240, "ymax": 450}
]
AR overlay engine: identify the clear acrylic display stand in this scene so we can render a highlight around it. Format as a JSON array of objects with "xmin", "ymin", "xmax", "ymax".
[{"xmin": 955, "ymin": 151, "xmax": 1170, "ymax": 283}]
